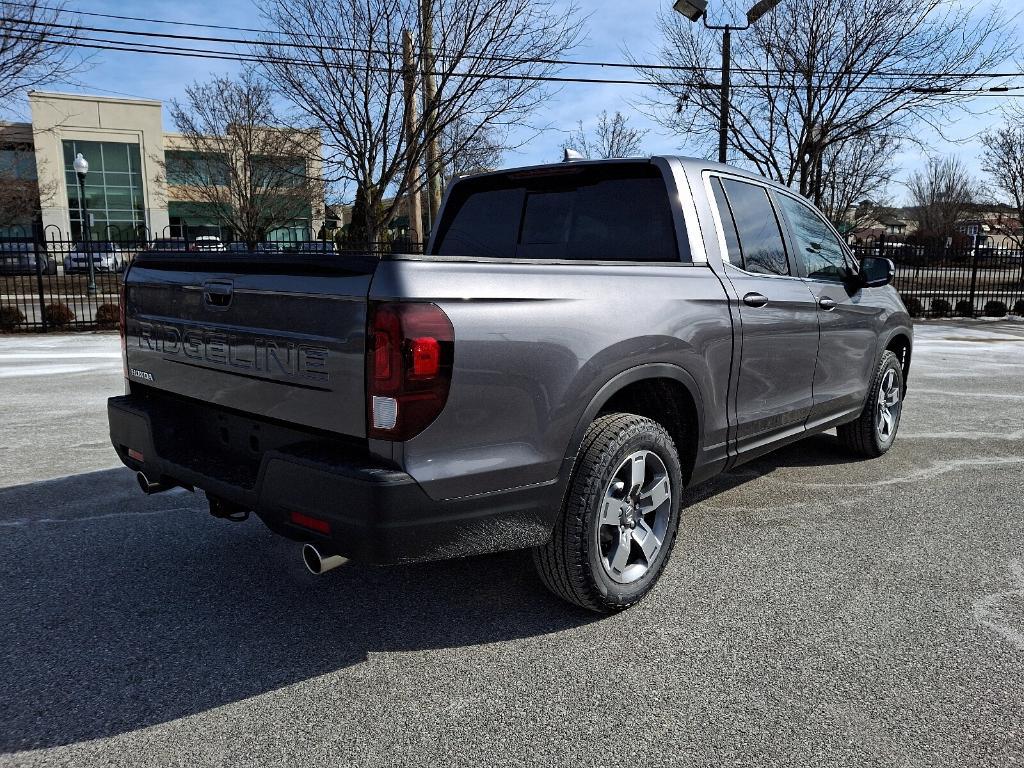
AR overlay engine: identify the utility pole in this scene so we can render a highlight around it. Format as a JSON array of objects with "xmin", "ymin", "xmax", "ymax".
[
  {"xmin": 673, "ymin": 0, "xmax": 781, "ymax": 165},
  {"xmin": 420, "ymin": 0, "xmax": 442, "ymax": 227},
  {"xmin": 402, "ymin": 29, "xmax": 424, "ymax": 243},
  {"xmin": 718, "ymin": 26, "xmax": 731, "ymax": 164}
]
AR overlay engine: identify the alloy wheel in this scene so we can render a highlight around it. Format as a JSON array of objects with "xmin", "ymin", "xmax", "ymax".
[
  {"xmin": 876, "ymin": 367, "xmax": 902, "ymax": 442},
  {"xmin": 596, "ymin": 450, "xmax": 673, "ymax": 584}
]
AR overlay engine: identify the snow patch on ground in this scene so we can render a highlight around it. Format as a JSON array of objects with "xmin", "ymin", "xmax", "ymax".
[{"xmin": 0, "ymin": 334, "xmax": 121, "ymax": 379}]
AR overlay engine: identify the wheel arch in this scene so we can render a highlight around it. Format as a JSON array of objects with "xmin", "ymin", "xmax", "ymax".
[
  {"xmin": 883, "ymin": 330, "xmax": 913, "ymax": 392},
  {"xmin": 560, "ymin": 364, "xmax": 705, "ymax": 486}
]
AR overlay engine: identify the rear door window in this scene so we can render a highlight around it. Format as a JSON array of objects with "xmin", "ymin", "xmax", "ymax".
[
  {"xmin": 434, "ymin": 164, "xmax": 684, "ymax": 262},
  {"xmin": 710, "ymin": 177, "xmax": 743, "ymax": 268},
  {"xmin": 717, "ymin": 178, "xmax": 790, "ymax": 276}
]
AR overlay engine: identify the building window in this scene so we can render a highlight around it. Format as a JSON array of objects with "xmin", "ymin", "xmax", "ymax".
[
  {"xmin": 165, "ymin": 150, "xmax": 230, "ymax": 186},
  {"xmin": 0, "ymin": 148, "xmax": 37, "ymax": 180},
  {"xmin": 252, "ymin": 156, "xmax": 306, "ymax": 187},
  {"xmin": 62, "ymin": 140, "xmax": 146, "ymax": 241}
]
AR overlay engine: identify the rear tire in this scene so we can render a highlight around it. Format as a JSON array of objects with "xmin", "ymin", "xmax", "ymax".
[
  {"xmin": 533, "ymin": 412, "xmax": 683, "ymax": 613},
  {"xmin": 837, "ymin": 350, "xmax": 904, "ymax": 458}
]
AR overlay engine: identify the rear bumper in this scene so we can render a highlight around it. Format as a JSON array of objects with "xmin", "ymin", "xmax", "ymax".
[{"xmin": 108, "ymin": 394, "xmax": 558, "ymax": 564}]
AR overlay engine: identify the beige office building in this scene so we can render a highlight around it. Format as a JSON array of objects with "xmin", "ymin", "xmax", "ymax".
[{"xmin": 1, "ymin": 91, "xmax": 322, "ymax": 242}]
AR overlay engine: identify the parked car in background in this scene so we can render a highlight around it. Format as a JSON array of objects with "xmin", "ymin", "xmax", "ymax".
[
  {"xmin": 0, "ymin": 242, "xmax": 56, "ymax": 275},
  {"xmin": 970, "ymin": 245, "xmax": 1020, "ymax": 266},
  {"xmin": 226, "ymin": 242, "xmax": 282, "ymax": 255},
  {"xmin": 297, "ymin": 241, "xmax": 337, "ymax": 254},
  {"xmin": 192, "ymin": 236, "xmax": 225, "ymax": 252},
  {"xmin": 149, "ymin": 237, "xmax": 188, "ymax": 251},
  {"xmin": 65, "ymin": 242, "xmax": 123, "ymax": 274}
]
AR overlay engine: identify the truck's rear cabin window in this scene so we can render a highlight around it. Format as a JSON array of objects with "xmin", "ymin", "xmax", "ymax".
[{"xmin": 433, "ymin": 164, "xmax": 685, "ymax": 262}]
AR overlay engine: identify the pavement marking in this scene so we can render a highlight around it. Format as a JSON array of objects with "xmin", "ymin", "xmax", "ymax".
[
  {"xmin": 900, "ymin": 430, "xmax": 1024, "ymax": 441},
  {"xmin": 910, "ymin": 389, "xmax": 1024, "ymax": 401},
  {"xmin": 973, "ymin": 560, "xmax": 1024, "ymax": 651},
  {"xmin": 782, "ymin": 456, "xmax": 1024, "ymax": 488},
  {"xmin": 0, "ymin": 507, "xmax": 192, "ymax": 528}
]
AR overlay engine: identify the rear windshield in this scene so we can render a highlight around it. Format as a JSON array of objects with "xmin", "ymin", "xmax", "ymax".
[{"xmin": 432, "ymin": 163, "xmax": 685, "ymax": 262}]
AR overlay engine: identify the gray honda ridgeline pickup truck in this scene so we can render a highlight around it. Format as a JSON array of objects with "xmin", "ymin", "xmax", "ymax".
[{"xmin": 109, "ymin": 157, "xmax": 912, "ymax": 612}]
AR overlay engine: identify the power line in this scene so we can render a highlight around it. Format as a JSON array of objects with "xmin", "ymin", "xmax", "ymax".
[
  {"xmin": 36, "ymin": 33, "xmax": 1024, "ymax": 95},
  {"xmin": 4, "ymin": 1, "xmax": 1024, "ymax": 82},
  {"xmin": 4, "ymin": 15, "xmax": 1023, "ymax": 96}
]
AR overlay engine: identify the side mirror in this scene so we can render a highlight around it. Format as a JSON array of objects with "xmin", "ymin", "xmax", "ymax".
[{"xmin": 859, "ymin": 256, "xmax": 894, "ymax": 288}]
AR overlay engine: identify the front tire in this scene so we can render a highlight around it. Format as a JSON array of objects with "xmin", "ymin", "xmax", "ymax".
[
  {"xmin": 837, "ymin": 350, "xmax": 904, "ymax": 457},
  {"xmin": 533, "ymin": 413, "xmax": 683, "ymax": 613}
]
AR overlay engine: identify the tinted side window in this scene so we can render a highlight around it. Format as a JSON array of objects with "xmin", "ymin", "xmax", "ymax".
[
  {"xmin": 710, "ymin": 176, "xmax": 743, "ymax": 267},
  {"xmin": 721, "ymin": 179, "xmax": 789, "ymax": 276},
  {"xmin": 775, "ymin": 195, "xmax": 850, "ymax": 282},
  {"xmin": 433, "ymin": 166, "xmax": 683, "ymax": 262}
]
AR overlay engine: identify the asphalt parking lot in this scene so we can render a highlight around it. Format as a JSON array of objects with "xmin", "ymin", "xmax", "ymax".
[{"xmin": 1, "ymin": 322, "xmax": 1022, "ymax": 767}]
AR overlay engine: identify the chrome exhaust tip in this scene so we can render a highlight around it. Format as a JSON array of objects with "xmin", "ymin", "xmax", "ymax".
[
  {"xmin": 136, "ymin": 471, "xmax": 172, "ymax": 495},
  {"xmin": 302, "ymin": 543, "xmax": 347, "ymax": 575}
]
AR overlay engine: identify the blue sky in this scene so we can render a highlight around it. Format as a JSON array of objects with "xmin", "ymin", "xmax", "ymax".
[{"xmin": 26, "ymin": 0, "xmax": 1024, "ymax": 204}]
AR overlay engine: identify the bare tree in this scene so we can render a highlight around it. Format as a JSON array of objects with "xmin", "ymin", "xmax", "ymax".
[
  {"xmin": 438, "ymin": 119, "xmax": 504, "ymax": 182},
  {"xmin": 817, "ymin": 131, "xmax": 898, "ymax": 227},
  {"xmin": 0, "ymin": 146, "xmax": 58, "ymax": 231},
  {"xmin": 164, "ymin": 71, "xmax": 325, "ymax": 246},
  {"xmin": 0, "ymin": 179, "xmax": 43, "ymax": 230},
  {"xmin": 0, "ymin": 0, "xmax": 81, "ymax": 114},
  {"xmin": 981, "ymin": 120, "xmax": 1024, "ymax": 248},
  {"xmin": 256, "ymin": 0, "xmax": 581, "ymax": 244},
  {"xmin": 637, "ymin": 0, "xmax": 1014, "ymax": 205},
  {"xmin": 907, "ymin": 156, "xmax": 978, "ymax": 240},
  {"xmin": 562, "ymin": 110, "xmax": 648, "ymax": 160}
]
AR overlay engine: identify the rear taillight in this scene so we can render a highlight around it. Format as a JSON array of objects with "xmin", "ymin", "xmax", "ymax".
[{"xmin": 367, "ymin": 302, "xmax": 454, "ymax": 440}]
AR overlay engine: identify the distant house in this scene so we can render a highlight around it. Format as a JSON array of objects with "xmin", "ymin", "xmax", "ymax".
[
  {"xmin": 957, "ymin": 208, "xmax": 1022, "ymax": 248},
  {"xmin": 849, "ymin": 206, "xmax": 909, "ymax": 242}
]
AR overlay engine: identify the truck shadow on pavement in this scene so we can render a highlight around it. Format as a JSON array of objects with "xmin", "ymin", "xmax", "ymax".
[
  {"xmin": 0, "ymin": 468, "xmax": 597, "ymax": 753},
  {"xmin": 0, "ymin": 432, "xmax": 851, "ymax": 753}
]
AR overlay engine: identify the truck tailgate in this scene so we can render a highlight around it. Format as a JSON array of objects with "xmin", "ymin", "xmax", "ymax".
[{"xmin": 124, "ymin": 259, "xmax": 374, "ymax": 438}]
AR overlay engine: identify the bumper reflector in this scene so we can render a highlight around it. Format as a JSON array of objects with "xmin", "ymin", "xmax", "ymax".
[
  {"xmin": 290, "ymin": 511, "xmax": 331, "ymax": 535},
  {"xmin": 128, "ymin": 448, "xmax": 144, "ymax": 462}
]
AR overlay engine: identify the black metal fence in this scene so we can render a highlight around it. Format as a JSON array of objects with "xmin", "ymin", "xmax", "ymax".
[
  {"xmin": 853, "ymin": 238, "xmax": 1024, "ymax": 318},
  {"xmin": 3, "ymin": 231, "xmax": 1023, "ymax": 332},
  {"xmin": 1, "ymin": 230, "xmax": 424, "ymax": 332}
]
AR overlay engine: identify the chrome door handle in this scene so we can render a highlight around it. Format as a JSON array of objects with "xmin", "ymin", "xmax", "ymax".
[
  {"xmin": 818, "ymin": 297, "xmax": 837, "ymax": 311},
  {"xmin": 743, "ymin": 292, "xmax": 768, "ymax": 308}
]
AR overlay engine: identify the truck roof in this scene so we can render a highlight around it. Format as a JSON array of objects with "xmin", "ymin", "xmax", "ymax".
[{"xmin": 454, "ymin": 155, "xmax": 795, "ymax": 197}]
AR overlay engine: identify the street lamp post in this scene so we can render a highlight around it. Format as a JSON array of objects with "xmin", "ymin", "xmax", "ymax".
[
  {"xmin": 72, "ymin": 153, "xmax": 96, "ymax": 295},
  {"xmin": 673, "ymin": 0, "xmax": 782, "ymax": 164}
]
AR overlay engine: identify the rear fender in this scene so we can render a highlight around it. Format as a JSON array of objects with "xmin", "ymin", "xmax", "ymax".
[{"xmin": 556, "ymin": 363, "xmax": 708, "ymax": 495}]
